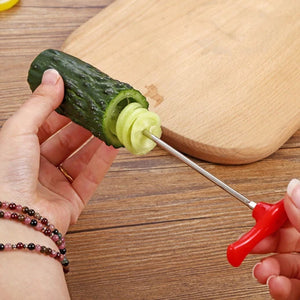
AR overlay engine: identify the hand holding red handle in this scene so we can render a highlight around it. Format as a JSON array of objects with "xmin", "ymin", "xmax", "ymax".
[
  {"xmin": 142, "ymin": 131, "xmax": 289, "ymax": 268},
  {"xmin": 227, "ymin": 199, "xmax": 287, "ymax": 267}
]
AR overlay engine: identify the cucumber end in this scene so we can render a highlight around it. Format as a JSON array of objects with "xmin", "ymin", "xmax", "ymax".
[{"xmin": 103, "ymin": 89, "xmax": 148, "ymax": 147}]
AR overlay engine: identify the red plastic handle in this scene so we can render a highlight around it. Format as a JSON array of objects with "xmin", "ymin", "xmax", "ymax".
[{"xmin": 227, "ymin": 199, "xmax": 287, "ymax": 267}]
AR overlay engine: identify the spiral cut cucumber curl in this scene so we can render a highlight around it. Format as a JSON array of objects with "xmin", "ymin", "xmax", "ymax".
[
  {"xmin": 116, "ymin": 102, "xmax": 162, "ymax": 155},
  {"xmin": 27, "ymin": 49, "xmax": 162, "ymax": 155}
]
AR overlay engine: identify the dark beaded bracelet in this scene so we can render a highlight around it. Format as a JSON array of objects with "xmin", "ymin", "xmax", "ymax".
[
  {"xmin": 0, "ymin": 210, "xmax": 67, "ymax": 254},
  {"xmin": 0, "ymin": 242, "xmax": 69, "ymax": 273},
  {"xmin": 0, "ymin": 202, "xmax": 69, "ymax": 273},
  {"xmin": 0, "ymin": 202, "xmax": 67, "ymax": 254}
]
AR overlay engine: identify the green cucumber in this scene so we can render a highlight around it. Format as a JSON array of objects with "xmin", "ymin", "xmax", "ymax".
[{"xmin": 27, "ymin": 49, "xmax": 162, "ymax": 154}]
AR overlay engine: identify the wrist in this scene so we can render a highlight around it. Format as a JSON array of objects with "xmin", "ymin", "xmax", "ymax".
[
  {"xmin": 0, "ymin": 217, "xmax": 58, "ymax": 249},
  {"xmin": 0, "ymin": 208, "xmax": 70, "ymax": 299},
  {"xmin": 0, "ymin": 201, "xmax": 69, "ymax": 271},
  {"xmin": 0, "ymin": 191, "xmax": 70, "ymax": 236}
]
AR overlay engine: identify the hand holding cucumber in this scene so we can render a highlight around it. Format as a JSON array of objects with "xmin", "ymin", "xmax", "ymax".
[
  {"xmin": 0, "ymin": 48, "xmax": 161, "ymax": 236},
  {"xmin": 0, "ymin": 69, "xmax": 118, "ymax": 235}
]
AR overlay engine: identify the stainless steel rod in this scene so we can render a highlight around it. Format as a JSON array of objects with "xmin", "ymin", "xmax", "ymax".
[{"xmin": 143, "ymin": 130, "xmax": 256, "ymax": 210}]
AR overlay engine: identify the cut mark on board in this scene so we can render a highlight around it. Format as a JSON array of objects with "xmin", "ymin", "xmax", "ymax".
[{"xmin": 144, "ymin": 84, "xmax": 164, "ymax": 107}]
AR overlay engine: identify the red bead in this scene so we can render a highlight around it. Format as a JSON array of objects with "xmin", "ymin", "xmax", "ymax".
[
  {"xmin": 11, "ymin": 212, "xmax": 18, "ymax": 219},
  {"xmin": 44, "ymin": 228, "xmax": 51, "ymax": 236},
  {"xmin": 8, "ymin": 203, "xmax": 16, "ymax": 210},
  {"xmin": 41, "ymin": 218, "xmax": 48, "ymax": 225},
  {"xmin": 50, "ymin": 250, "xmax": 57, "ymax": 258},
  {"xmin": 16, "ymin": 242, "xmax": 24, "ymax": 249}
]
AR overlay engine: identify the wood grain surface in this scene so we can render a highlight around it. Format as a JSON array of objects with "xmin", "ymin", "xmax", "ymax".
[
  {"xmin": 0, "ymin": 1, "xmax": 299, "ymax": 299},
  {"xmin": 62, "ymin": 0, "xmax": 300, "ymax": 164}
]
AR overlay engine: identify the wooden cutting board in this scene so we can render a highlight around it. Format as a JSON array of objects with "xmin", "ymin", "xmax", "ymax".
[{"xmin": 62, "ymin": 0, "xmax": 300, "ymax": 164}]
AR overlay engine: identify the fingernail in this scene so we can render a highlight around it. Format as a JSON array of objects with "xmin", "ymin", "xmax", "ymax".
[
  {"xmin": 266, "ymin": 275, "xmax": 276, "ymax": 287},
  {"xmin": 251, "ymin": 262, "xmax": 261, "ymax": 279},
  {"xmin": 42, "ymin": 69, "xmax": 60, "ymax": 85},
  {"xmin": 287, "ymin": 179, "xmax": 300, "ymax": 208}
]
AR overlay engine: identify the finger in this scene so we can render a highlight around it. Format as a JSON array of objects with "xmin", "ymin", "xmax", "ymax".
[
  {"xmin": 285, "ymin": 179, "xmax": 300, "ymax": 231},
  {"xmin": 253, "ymin": 256, "xmax": 280, "ymax": 284},
  {"xmin": 268, "ymin": 276, "xmax": 300, "ymax": 300},
  {"xmin": 41, "ymin": 122, "xmax": 92, "ymax": 166},
  {"xmin": 38, "ymin": 111, "xmax": 70, "ymax": 144},
  {"xmin": 38, "ymin": 155, "xmax": 81, "ymax": 231},
  {"xmin": 251, "ymin": 179, "xmax": 300, "ymax": 254},
  {"xmin": 3, "ymin": 69, "xmax": 64, "ymax": 136},
  {"xmin": 61, "ymin": 137, "xmax": 104, "ymax": 179},
  {"xmin": 253, "ymin": 254, "xmax": 300, "ymax": 284},
  {"xmin": 251, "ymin": 224, "xmax": 300, "ymax": 254},
  {"xmin": 72, "ymin": 143, "xmax": 118, "ymax": 204}
]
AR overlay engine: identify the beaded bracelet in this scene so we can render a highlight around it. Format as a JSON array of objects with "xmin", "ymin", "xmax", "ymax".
[
  {"xmin": 0, "ymin": 209, "xmax": 66, "ymax": 253},
  {"xmin": 0, "ymin": 242, "xmax": 69, "ymax": 273},
  {"xmin": 0, "ymin": 201, "xmax": 69, "ymax": 273}
]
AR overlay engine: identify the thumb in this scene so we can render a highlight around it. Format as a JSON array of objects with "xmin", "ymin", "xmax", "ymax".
[
  {"xmin": 4, "ymin": 69, "xmax": 64, "ymax": 136},
  {"xmin": 284, "ymin": 179, "xmax": 300, "ymax": 232}
]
